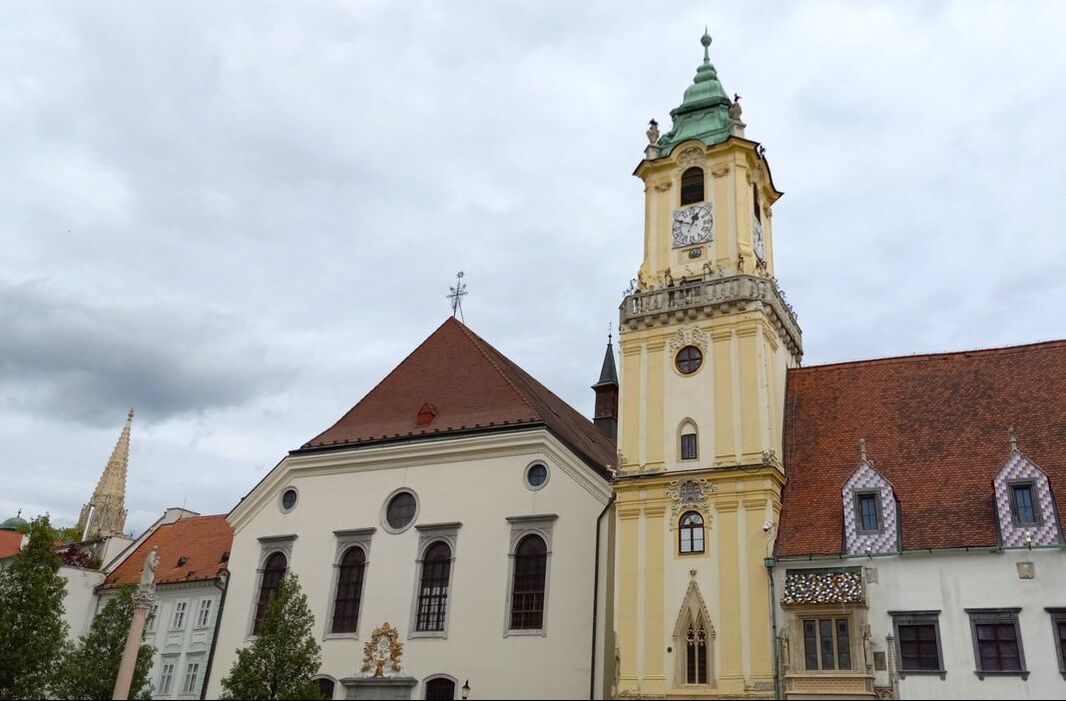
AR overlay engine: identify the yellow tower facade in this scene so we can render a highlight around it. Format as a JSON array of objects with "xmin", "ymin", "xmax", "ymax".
[{"xmin": 613, "ymin": 32, "xmax": 801, "ymax": 698}]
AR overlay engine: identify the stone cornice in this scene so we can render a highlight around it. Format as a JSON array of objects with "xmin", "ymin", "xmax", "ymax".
[{"xmin": 620, "ymin": 274, "xmax": 802, "ymax": 358}]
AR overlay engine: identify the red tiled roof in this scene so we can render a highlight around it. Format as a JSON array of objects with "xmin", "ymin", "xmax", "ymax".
[
  {"xmin": 101, "ymin": 514, "xmax": 232, "ymax": 589},
  {"xmin": 0, "ymin": 530, "xmax": 23, "ymax": 559},
  {"xmin": 300, "ymin": 317, "xmax": 615, "ymax": 478},
  {"xmin": 776, "ymin": 340, "xmax": 1066, "ymax": 557}
]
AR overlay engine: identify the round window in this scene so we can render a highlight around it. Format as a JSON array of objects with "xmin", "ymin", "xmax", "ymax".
[
  {"xmin": 526, "ymin": 463, "xmax": 548, "ymax": 489},
  {"xmin": 385, "ymin": 491, "xmax": 417, "ymax": 530},
  {"xmin": 675, "ymin": 346, "xmax": 703, "ymax": 375},
  {"xmin": 280, "ymin": 488, "xmax": 298, "ymax": 512}
]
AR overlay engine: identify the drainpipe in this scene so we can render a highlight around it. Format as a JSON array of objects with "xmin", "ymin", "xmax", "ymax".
[
  {"xmin": 200, "ymin": 570, "xmax": 230, "ymax": 700},
  {"xmin": 766, "ymin": 556, "xmax": 781, "ymax": 700},
  {"xmin": 589, "ymin": 495, "xmax": 616, "ymax": 700}
]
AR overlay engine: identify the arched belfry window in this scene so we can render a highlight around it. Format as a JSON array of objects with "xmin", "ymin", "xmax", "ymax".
[
  {"xmin": 331, "ymin": 547, "xmax": 366, "ymax": 634},
  {"xmin": 254, "ymin": 552, "xmax": 287, "ymax": 634},
  {"xmin": 510, "ymin": 534, "xmax": 547, "ymax": 630},
  {"xmin": 679, "ymin": 511, "xmax": 705, "ymax": 554},
  {"xmin": 680, "ymin": 167, "xmax": 705, "ymax": 205},
  {"xmin": 416, "ymin": 542, "xmax": 452, "ymax": 632}
]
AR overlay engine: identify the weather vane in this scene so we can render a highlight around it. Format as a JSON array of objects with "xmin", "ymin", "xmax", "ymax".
[{"xmin": 447, "ymin": 271, "xmax": 467, "ymax": 322}]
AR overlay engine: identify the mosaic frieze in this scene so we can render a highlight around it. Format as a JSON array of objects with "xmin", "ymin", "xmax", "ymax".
[
  {"xmin": 782, "ymin": 568, "xmax": 865, "ymax": 606},
  {"xmin": 842, "ymin": 461, "xmax": 898, "ymax": 555},
  {"xmin": 994, "ymin": 451, "xmax": 1061, "ymax": 548}
]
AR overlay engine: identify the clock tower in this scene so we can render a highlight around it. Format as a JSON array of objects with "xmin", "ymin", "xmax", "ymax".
[{"xmin": 613, "ymin": 31, "xmax": 801, "ymax": 698}]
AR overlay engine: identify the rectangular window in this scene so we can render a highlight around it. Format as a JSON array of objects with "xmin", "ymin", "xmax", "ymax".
[
  {"xmin": 1049, "ymin": 609, "xmax": 1066, "ymax": 675},
  {"xmin": 890, "ymin": 611, "xmax": 944, "ymax": 676},
  {"xmin": 158, "ymin": 662, "xmax": 175, "ymax": 695},
  {"xmin": 802, "ymin": 617, "xmax": 852, "ymax": 671},
  {"xmin": 967, "ymin": 608, "xmax": 1027, "ymax": 678},
  {"xmin": 181, "ymin": 661, "xmax": 201, "ymax": 695},
  {"xmin": 171, "ymin": 601, "xmax": 187, "ymax": 630},
  {"xmin": 855, "ymin": 492, "xmax": 881, "ymax": 532},
  {"xmin": 1010, "ymin": 483, "xmax": 1039, "ymax": 525},
  {"xmin": 195, "ymin": 599, "xmax": 212, "ymax": 628},
  {"xmin": 680, "ymin": 433, "xmax": 698, "ymax": 460},
  {"xmin": 753, "ymin": 183, "xmax": 761, "ymax": 223}
]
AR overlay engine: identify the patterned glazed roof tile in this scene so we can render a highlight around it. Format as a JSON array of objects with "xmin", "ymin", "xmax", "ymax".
[
  {"xmin": 298, "ymin": 317, "xmax": 615, "ymax": 478},
  {"xmin": 776, "ymin": 340, "xmax": 1066, "ymax": 557},
  {"xmin": 100, "ymin": 514, "xmax": 232, "ymax": 589}
]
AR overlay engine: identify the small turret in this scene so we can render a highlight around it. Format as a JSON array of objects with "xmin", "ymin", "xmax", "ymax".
[{"xmin": 592, "ymin": 332, "xmax": 619, "ymax": 442}]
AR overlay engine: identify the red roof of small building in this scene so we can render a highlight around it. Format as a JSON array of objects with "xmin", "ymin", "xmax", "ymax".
[
  {"xmin": 100, "ymin": 514, "xmax": 233, "ymax": 589},
  {"xmin": 0, "ymin": 530, "xmax": 23, "ymax": 559},
  {"xmin": 299, "ymin": 317, "xmax": 616, "ymax": 478},
  {"xmin": 776, "ymin": 340, "xmax": 1066, "ymax": 557}
]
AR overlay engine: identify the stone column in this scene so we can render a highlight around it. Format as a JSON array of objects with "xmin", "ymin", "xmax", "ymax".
[{"xmin": 113, "ymin": 546, "xmax": 158, "ymax": 700}]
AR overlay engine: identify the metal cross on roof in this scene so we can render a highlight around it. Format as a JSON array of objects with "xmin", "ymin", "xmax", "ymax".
[{"xmin": 447, "ymin": 271, "xmax": 467, "ymax": 322}]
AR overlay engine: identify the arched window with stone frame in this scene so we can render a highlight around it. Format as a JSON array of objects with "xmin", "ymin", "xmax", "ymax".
[
  {"xmin": 680, "ymin": 167, "xmax": 705, "ymax": 205},
  {"xmin": 673, "ymin": 574, "xmax": 716, "ymax": 687},
  {"xmin": 253, "ymin": 551, "xmax": 287, "ymax": 634},
  {"xmin": 679, "ymin": 511, "xmax": 705, "ymax": 554},
  {"xmin": 678, "ymin": 419, "xmax": 699, "ymax": 462}
]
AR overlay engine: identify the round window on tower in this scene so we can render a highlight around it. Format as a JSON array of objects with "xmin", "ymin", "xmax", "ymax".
[
  {"xmin": 382, "ymin": 489, "xmax": 419, "ymax": 533},
  {"xmin": 525, "ymin": 462, "xmax": 549, "ymax": 490},
  {"xmin": 675, "ymin": 346, "xmax": 703, "ymax": 375},
  {"xmin": 280, "ymin": 487, "xmax": 298, "ymax": 513}
]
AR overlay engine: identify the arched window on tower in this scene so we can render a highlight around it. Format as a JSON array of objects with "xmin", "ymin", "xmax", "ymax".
[
  {"xmin": 680, "ymin": 167, "xmax": 705, "ymax": 205},
  {"xmin": 679, "ymin": 511, "xmax": 705, "ymax": 554},
  {"xmin": 679, "ymin": 420, "xmax": 699, "ymax": 461},
  {"xmin": 254, "ymin": 552, "xmax": 287, "ymax": 634}
]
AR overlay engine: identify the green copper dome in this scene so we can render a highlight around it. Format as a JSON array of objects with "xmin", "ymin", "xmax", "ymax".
[
  {"xmin": 1, "ymin": 515, "xmax": 28, "ymax": 530},
  {"xmin": 656, "ymin": 30, "xmax": 734, "ymax": 157}
]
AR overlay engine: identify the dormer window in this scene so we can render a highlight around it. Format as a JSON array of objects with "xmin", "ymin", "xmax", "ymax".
[
  {"xmin": 855, "ymin": 492, "xmax": 882, "ymax": 533},
  {"xmin": 1009, "ymin": 482, "xmax": 1040, "ymax": 526},
  {"xmin": 680, "ymin": 167, "xmax": 704, "ymax": 205}
]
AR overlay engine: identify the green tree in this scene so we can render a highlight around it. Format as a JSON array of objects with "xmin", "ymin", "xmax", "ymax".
[
  {"xmin": 219, "ymin": 574, "xmax": 322, "ymax": 700},
  {"xmin": 53, "ymin": 585, "xmax": 154, "ymax": 700},
  {"xmin": 0, "ymin": 515, "xmax": 69, "ymax": 699}
]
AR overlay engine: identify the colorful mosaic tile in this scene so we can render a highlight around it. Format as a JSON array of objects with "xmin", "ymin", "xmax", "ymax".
[
  {"xmin": 841, "ymin": 460, "xmax": 898, "ymax": 555},
  {"xmin": 994, "ymin": 451, "xmax": 1061, "ymax": 548},
  {"xmin": 782, "ymin": 567, "xmax": 865, "ymax": 605}
]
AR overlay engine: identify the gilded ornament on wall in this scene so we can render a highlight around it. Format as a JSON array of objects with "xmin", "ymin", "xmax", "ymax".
[{"xmin": 360, "ymin": 623, "xmax": 404, "ymax": 677}]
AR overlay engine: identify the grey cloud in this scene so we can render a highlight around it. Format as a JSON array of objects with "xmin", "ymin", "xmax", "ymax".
[{"xmin": 0, "ymin": 280, "xmax": 294, "ymax": 426}]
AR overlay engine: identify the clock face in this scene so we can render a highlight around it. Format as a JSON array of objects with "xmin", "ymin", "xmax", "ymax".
[
  {"xmin": 672, "ymin": 204, "xmax": 714, "ymax": 248},
  {"xmin": 753, "ymin": 218, "xmax": 765, "ymax": 259}
]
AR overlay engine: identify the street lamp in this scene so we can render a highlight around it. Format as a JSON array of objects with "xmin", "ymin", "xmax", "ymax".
[{"xmin": 461, "ymin": 680, "xmax": 470, "ymax": 700}]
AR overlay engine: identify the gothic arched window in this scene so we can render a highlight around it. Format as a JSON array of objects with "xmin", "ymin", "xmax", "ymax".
[
  {"xmin": 679, "ymin": 511, "xmax": 705, "ymax": 554},
  {"xmin": 416, "ymin": 542, "xmax": 452, "ymax": 632},
  {"xmin": 685, "ymin": 622, "xmax": 709, "ymax": 684},
  {"xmin": 510, "ymin": 534, "xmax": 547, "ymax": 630},
  {"xmin": 681, "ymin": 167, "xmax": 705, "ymax": 205},
  {"xmin": 679, "ymin": 421, "xmax": 699, "ymax": 461},
  {"xmin": 254, "ymin": 551, "xmax": 287, "ymax": 634},
  {"xmin": 331, "ymin": 547, "xmax": 366, "ymax": 634}
]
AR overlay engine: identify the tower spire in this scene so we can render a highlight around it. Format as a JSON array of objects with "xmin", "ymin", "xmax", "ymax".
[
  {"xmin": 77, "ymin": 409, "xmax": 133, "ymax": 540},
  {"xmin": 592, "ymin": 331, "xmax": 619, "ymax": 442}
]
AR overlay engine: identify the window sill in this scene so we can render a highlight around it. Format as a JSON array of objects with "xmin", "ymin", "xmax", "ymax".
[
  {"xmin": 678, "ymin": 550, "xmax": 706, "ymax": 556},
  {"xmin": 504, "ymin": 628, "xmax": 546, "ymax": 638},
  {"xmin": 323, "ymin": 632, "xmax": 359, "ymax": 641},
  {"xmin": 898, "ymin": 670, "xmax": 947, "ymax": 680},
  {"xmin": 408, "ymin": 630, "xmax": 446, "ymax": 640},
  {"xmin": 975, "ymin": 670, "xmax": 1029, "ymax": 680}
]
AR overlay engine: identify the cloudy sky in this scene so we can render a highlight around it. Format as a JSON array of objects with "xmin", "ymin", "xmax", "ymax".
[{"xmin": 3, "ymin": 1, "xmax": 1065, "ymax": 535}]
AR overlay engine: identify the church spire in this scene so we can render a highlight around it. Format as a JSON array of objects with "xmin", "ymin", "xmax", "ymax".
[
  {"xmin": 77, "ymin": 409, "xmax": 133, "ymax": 540},
  {"xmin": 592, "ymin": 331, "xmax": 619, "ymax": 443}
]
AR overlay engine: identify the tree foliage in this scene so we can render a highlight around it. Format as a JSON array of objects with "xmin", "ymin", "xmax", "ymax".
[
  {"xmin": 53, "ymin": 585, "xmax": 154, "ymax": 700},
  {"xmin": 219, "ymin": 574, "xmax": 322, "ymax": 700},
  {"xmin": 0, "ymin": 515, "xmax": 69, "ymax": 699}
]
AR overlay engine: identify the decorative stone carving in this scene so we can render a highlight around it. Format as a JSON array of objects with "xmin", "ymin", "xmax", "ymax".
[
  {"xmin": 654, "ymin": 181, "xmax": 673, "ymax": 192},
  {"xmin": 667, "ymin": 326, "xmax": 709, "ymax": 354},
  {"xmin": 138, "ymin": 546, "xmax": 159, "ymax": 598},
  {"xmin": 710, "ymin": 165, "xmax": 730, "ymax": 178},
  {"xmin": 646, "ymin": 119, "xmax": 660, "ymax": 145},
  {"xmin": 666, "ymin": 478, "xmax": 718, "ymax": 522},
  {"xmin": 677, "ymin": 146, "xmax": 705, "ymax": 170},
  {"xmin": 360, "ymin": 623, "xmax": 404, "ymax": 677}
]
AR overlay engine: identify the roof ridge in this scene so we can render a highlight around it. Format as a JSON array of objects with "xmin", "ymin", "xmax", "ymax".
[
  {"xmin": 451, "ymin": 319, "xmax": 542, "ymax": 422},
  {"xmin": 795, "ymin": 338, "xmax": 1066, "ymax": 373}
]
